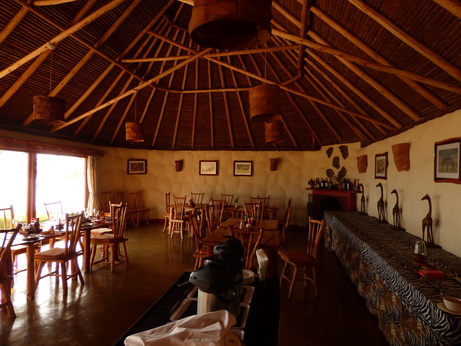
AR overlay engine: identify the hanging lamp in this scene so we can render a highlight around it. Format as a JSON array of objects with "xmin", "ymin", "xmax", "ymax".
[
  {"xmin": 189, "ymin": 0, "xmax": 272, "ymax": 49},
  {"xmin": 33, "ymin": 47, "xmax": 66, "ymax": 124},
  {"xmin": 125, "ymin": 92, "xmax": 144, "ymax": 143},
  {"xmin": 264, "ymin": 114, "xmax": 284, "ymax": 144},
  {"xmin": 249, "ymin": 84, "xmax": 280, "ymax": 122}
]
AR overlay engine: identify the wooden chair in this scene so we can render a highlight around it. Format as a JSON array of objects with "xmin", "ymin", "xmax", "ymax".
[
  {"xmin": 89, "ymin": 204, "xmax": 128, "ymax": 272},
  {"xmin": 98, "ymin": 192, "xmax": 113, "ymax": 214},
  {"xmin": 278, "ymin": 217, "xmax": 325, "ymax": 298},
  {"xmin": 163, "ymin": 192, "xmax": 171, "ymax": 233},
  {"xmin": 244, "ymin": 201, "xmax": 263, "ymax": 220},
  {"xmin": 169, "ymin": 196, "xmax": 187, "ymax": 238},
  {"xmin": 44, "ymin": 201, "xmax": 63, "ymax": 221},
  {"xmin": 90, "ymin": 202, "xmax": 122, "ymax": 237},
  {"xmin": 221, "ymin": 194, "xmax": 235, "ymax": 220},
  {"xmin": 0, "ymin": 205, "xmax": 40, "ymax": 273},
  {"xmin": 34, "ymin": 213, "xmax": 85, "ymax": 297},
  {"xmin": 221, "ymin": 194, "xmax": 234, "ymax": 206},
  {"xmin": 229, "ymin": 227, "xmax": 264, "ymax": 271},
  {"xmin": 279, "ymin": 208, "xmax": 291, "ymax": 250},
  {"xmin": 211, "ymin": 199, "xmax": 225, "ymax": 228},
  {"xmin": 130, "ymin": 191, "xmax": 149, "ymax": 227},
  {"xmin": 190, "ymin": 192, "xmax": 205, "ymax": 205},
  {"xmin": 278, "ymin": 197, "xmax": 292, "ymax": 229},
  {"xmin": 188, "ymin": 213, "xmax": 209, "ymax": 270},
  {"xmin": 0, "ymin": 224, "xmax": 22, "ymax": 318}
]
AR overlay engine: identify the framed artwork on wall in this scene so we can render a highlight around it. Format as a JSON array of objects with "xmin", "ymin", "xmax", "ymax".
[
  {"xmin": 199, "ymin": 160, "xmax": 218, "ymax": 176},
  {"xmin": 434, "ymin": 138, "xmax": 461, "ymax": 183},
  {"xmin": 375, "ymin": 153, "xmax": 388, "ymax": 179},
  {"xmin": 127, "ymin": 159, "xmax": 147, "ymax": 174},
  {"xmin": 234, "ymin": 161, "xmax": 253, "ymax": 176}
]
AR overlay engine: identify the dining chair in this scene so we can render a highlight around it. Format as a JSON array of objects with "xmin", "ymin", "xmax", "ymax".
[
  {"xmin": 229, "ymin": 226, "xmax": 264, "ymax": 271},
  {"xmin": 221, "ymin": 194, "xmax": 234, "ymax": 206},
  {"xmin": 89, "ymin": 204, "xmax": 128, "ymax": 272},
  {"xmin": 0, "ymin": 205, "xmax": 40, "ymax": 273},
  {"xmin": 211, "ymin": 199, "xmax": 225, "ymax": 228},
  {"xmin": 278, "ymin": 217, "xmax": 325, "ymax": 298},
  {"xmin": 169, "ymin": 196, "xmax": 187, "ymax": 238},
  {"xmin": 188, "ymin": 212, "xmax": 209, "ymax": 270},
  {"xmin": 98, "ymin": 191, "xmax": 113, "ymax": 214},
  {"xmin": 0, "ymin": 224, "xmax": 22, "ymax": 318},
  {"xmin": 244, "ymin": 201, "xmax": 263, "ymax": 220},
  {"xmin": 278, "ymin": 197, "xmax": 292, "ymax": 229},
  {"xmin": 279, "ymin": 208, "xmax": 291, "ymax": 250},
  {"xmin": 44, "ymin": 201, "xmax": 63, "ymax": 221},
  {"xmin": 34, "ymin": 213, "xmax": 85, "ymax": 297},
  {"xmin": 129, "ymin": 191, "xmax": 149, "ymax": 227},
  {"xmin": 190, "ymin": 192, "xmax": 205, "ymax": 205},
  {"xmin": 163, "ymin": 192, "xmax": 171, "ymax": 233},
  {"xmin": 90, "ymin": 202, "xmax": 122, "ymax": 237}
]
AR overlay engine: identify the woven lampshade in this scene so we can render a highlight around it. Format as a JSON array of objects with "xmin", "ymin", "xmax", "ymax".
[
  {"xmin": 265, "ymin": 116, "xmax": 284, "ymax": 144},
  {"xmin": 189, "ymin": 0, "xmax": 272, "ymax": 49},
  {"xmin": 125, "ymin": 122, "xmax": 144, "ymax": 142},
  {"xmin": 33, "ymin": 95, "xmax": 66, "ymax": 124},
  {"xmin": 250, "ymin": 84, "xmax": 280, "ymax": 122}
]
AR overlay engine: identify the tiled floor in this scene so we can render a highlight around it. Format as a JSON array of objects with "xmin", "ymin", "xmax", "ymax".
[{"xmin": 1, "ymin": 223, "xmax": 388, "ymax": 345}]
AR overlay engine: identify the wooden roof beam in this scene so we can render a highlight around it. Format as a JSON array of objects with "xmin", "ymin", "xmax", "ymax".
[
  {"xmin": 0, "ymin": 6, "xmax": 28, "ymax": 45},
  {"xmin": 310, "ymin": 5, "xmax": 447, "ymax": 109},
  {"xmin": 348, "ymin": 0, "xmax": 461, "ymax": 82},
  {"xmin": 432, "ymin": 0, "xmax": 461, "ymax": 20},
  {"xmin": 272, "ymin": 28, "xmax": 461, "ymax": 94},
  {"xmin": 148, "ymin": 31, "xmax": 380, "ymax": 127}
]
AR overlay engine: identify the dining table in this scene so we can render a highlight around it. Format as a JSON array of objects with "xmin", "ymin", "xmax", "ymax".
[{"xmin": 12, "ymin": 218, "xmax": 111, "ymax": 300}]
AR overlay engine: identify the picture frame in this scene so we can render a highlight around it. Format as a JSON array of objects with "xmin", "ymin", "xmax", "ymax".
[
  {"xmin": 127, "ymin": 159, "xmax": 147, "ymax": 175},
  {"xmin": 375, "ymin": 153, "xmax": 388, "ymax": 179},
  {"xmin": 434, "ymin": 138, "xmax": 461, "ymax": 183},
  {"xmin": 199, "ymin": 160, "xmax": 218, "ymax": 176},
  {"xmin": 234, "ymin": 161, "xmax": 253, "ymax": 176}
]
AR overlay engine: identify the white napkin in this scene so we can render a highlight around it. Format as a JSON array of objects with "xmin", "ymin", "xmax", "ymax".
[
  {"xmin": 124, "ymin": 310, "xmax": 239, "ymax": 346},
  {"xmin": 256, "ymin": 249, "xmax": 268, "ymax": 282}
]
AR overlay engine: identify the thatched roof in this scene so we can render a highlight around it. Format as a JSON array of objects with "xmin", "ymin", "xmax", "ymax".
[{"xmin": 1, "ymin": 0, "xmax": 460, "ymax": 151}]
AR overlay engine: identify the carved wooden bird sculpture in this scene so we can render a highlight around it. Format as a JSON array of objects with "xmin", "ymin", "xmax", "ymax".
[
  {"xmin": 376, "ymin": 183, "xmax": 385, "ymax": 222},
  {"xmin": 421, "ymin": 194, "xmax": 434, "ymax": 244},
  {"xmin": 391, "ymin": 189, "xmax": 400, "ymax": 229}
]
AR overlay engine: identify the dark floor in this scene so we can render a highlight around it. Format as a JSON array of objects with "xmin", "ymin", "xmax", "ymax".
[{"xmin": 1, "ymin": 223, "xmax": 389, "ymax": 346}]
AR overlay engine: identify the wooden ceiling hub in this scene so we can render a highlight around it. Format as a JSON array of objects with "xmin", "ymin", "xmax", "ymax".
[{"xmin": 189, "ymin": 0, "xmax": 272, "ymax": 49}]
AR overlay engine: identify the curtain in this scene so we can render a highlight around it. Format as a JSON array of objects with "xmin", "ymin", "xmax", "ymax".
[{"xmin": 87, "ymin": 156, "xmax": 100, "ymax": 214}]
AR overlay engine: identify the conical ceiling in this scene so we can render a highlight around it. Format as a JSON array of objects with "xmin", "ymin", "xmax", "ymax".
[{"xmin": 0, "ymin": 0, "xmax": 460, "ymax": 151}]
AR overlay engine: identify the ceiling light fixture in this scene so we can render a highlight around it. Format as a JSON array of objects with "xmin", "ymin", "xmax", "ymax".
[{"xmin": 125, "ymin": 91, "xmax": 144, "ymax": 143}]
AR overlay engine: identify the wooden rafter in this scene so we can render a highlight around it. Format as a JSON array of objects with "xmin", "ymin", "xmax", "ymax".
[
  {"xmin": 208, "ymin": 60, "xmax": 214, "ymax": 148},
  {"xmin": 348, "ymin": 0, "xmax": 461, "ymax": 82},
  {"xmin": 219, "ymin": 60, "xmax": 234, "ymax": 148},
  {"xmin": 432, "ymin": 0, "xmax": 461, "ymax": 20},
  {"xmin": 0, "ymin": 6, "xmax": 28, "ymax": 45},
  {"xmin": 235, "ymin": 56, "xmax": 255, "ymax": 148},
  {"xmin": 272, "ymin": 28, "xmax": 461, "ymax": 94},
  {"xmin": 310, "ymin": 6, "xmax": 447, "ymax": 109}
]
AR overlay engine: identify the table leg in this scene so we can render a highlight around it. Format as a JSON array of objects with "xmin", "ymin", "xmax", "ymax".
[
  {"xmin": 83, "ymin": 229, "xmax": 90, "ymax": 273},
  {"xmin": 26, "ymin": 243, "xmax": 35, "ymax": 300}
]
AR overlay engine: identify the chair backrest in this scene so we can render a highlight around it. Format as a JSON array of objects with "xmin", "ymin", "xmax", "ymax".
[
  {"xmin": 204, "ymin": 204, "xmax": 216, "ymax": 233},
  {"xmin": 63, "ymin": 213, "xmax": 83, "ymax": 256},
  {"xmin": 130, "ymin": 191, "xmax": 143, "ymax": 209},
  {"xmin": 221, "ymin": 194, "xmax": 234, "ymax": 206},
  {"xmin": 109, "ymin": 202, "xmax": 123, "ymax": 219},
  {"xmin": 172, "ymin": 196, "xmax": 186, "ymax": 219},
  {"xmin": 44, "ymin": 201, "xmax": 63, "ymax": 221},
  {"xmin": 114, "ymin": 191, "xmax": 125, "ymax": 204},
  {"xmin": 98, "ymin": 192, "xmax": 113, "ymax": 213},
  {"xmin": 229, "ymin": 227, "xmax": 264, "ymax": 270},
  {"xmin": 111, "ymin": 204, "xmax": 128, "ymax": 240},
  {"xmin": 165, "ymin": 192, "xmax": 171, "ymax": 213},
  {"xmin": 0, "ymin": 224, "xmax": 22, "ymax": 276},
  {"xmin": 284, "ymin": 197, "xmax": 292, "ymax": 222},
  {"xmin": 211, "ymin": 199, "xmax": 225, "ymax": 223},
  {"xmin": 306, "ymin": 217, "xmax": 325, "ymax": 258},
  {"xmin": 0, "ymin": 205, "xmax": 15, "ymax": 229},
  {"xmin": 243, "ymin": 201, "xmax": 263, "ymax": 220},
  {"xmin": 190, "ymin": 192, "xmax": 205, "ymax": 205},
  {"xmin": 281, "ymin": 208, "xmax": 291, "ymax": 244}
]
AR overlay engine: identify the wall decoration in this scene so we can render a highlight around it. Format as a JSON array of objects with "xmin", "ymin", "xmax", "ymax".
[
  {"xmin": 234, "ymin": 161, "xmax": 253, "ymax": 176},
  {"xmin": 127, "ymin": 159, "xmax": 147, "ymax": 174},
  {"xmin": 332, "ymin": 156, "xmax": 340, "ymax": 169},
  {"xmin": 357, "ymin": 155, "xmax": 367, "ymax": 173},
  {"xmin": 375, "ymin": 153, "xmax": 388, "ymax": 179},
  {"xmin": 434, "ymin": 138, "xmax": 461, "ymax": 183},
  {"xmin": 326, "ymin": 147, "xmax": 333, "ymax": 158},
  {"xmin": 270, "ymin": 158, "xmax": 278, "ymax": 171},
  {"xmin": 376, "ymin": 183, "xmax": 386, "ymax": 222},
  {"xmin": 339, "ymin": 145, "xmax": 349, "ymax": 159},
  {"xmin": 199, "ymin": 160, "xmax": 218, "ymax": 175},
  {"xmin": 175, "ymin": 159, "xmax": 183, "ymax": 172},
  {"xmin": 392, "ymin": 143, "xmax": 410, "ymax": 171}
]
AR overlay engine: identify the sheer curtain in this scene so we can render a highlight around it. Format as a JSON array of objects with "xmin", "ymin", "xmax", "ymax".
[{"xmin": 87, "ymin": 156, "xmax": 100, "ymax": 214}]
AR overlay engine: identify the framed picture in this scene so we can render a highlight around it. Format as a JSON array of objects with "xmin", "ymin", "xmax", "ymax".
[
  {"xmin": 199, "ymin": 160, "xmax": 218, "ymax": 176},
  {"xmin": 127, "ymin": 159, "xmax": 147, "ymax": 174},
  {"xmin": 434, "ymin": 138, "xmax": 461, "ymax": 183},
  {"xmin": 375, "ymin": 153, "xmax": 388, "ymax": 179},
  {"xmin": 234, "ymin": 161, "xmax": 253, "ymax": 176}
]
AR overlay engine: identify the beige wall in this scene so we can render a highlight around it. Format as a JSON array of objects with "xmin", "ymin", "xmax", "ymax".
[
  {"xmin": 1, "ymin": 108, "xmax": 460, "ymax": 257},
  {"xmin": 356, "ymin": 109, "xmax": 461, "ymax": 257}
]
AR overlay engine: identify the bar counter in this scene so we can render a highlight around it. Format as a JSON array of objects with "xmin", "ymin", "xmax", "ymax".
[{"xmin": 325, "ymin": 211, "xmax": 461, "ymax": 345}]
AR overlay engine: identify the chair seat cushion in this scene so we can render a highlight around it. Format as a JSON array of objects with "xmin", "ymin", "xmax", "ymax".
[
  {"xmin": 278, "ymin": 250, "xmax": 318, "ymax": 266},
  {"xmin": 35, "ymin": 248, "xmax": 79, "ymax": 261},
  {"xmin": 91, "ymin": 228, "xmax": 112, "ymax": 237}
]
